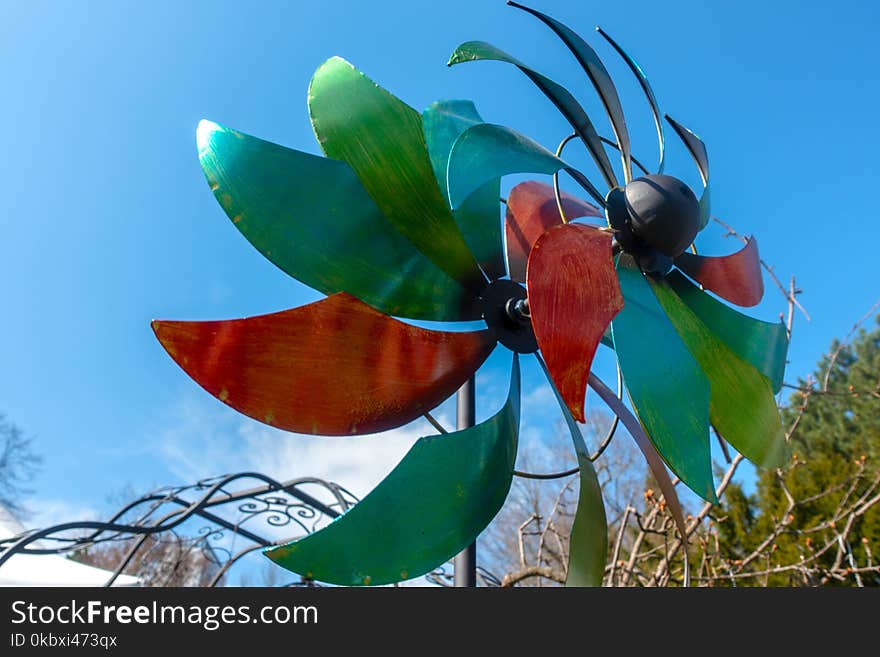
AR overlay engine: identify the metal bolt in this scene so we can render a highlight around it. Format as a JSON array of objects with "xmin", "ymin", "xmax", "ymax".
[{"xmin": 505, "ymin": 297, "xmax": 531, "ymax": 325}]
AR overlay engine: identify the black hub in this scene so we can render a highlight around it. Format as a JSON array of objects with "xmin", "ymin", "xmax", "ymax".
[
  {"xmin": 479, "ymin": 279, "xmax": 538, "ymax": 354},
  {"xmin": 606, "ymin": 174, "xmax": 700, "ymax": 274}
]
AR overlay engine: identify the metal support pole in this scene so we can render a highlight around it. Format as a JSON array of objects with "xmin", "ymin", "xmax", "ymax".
[{"xmin": 453, "ymin": 375, "xmax": 476, "ymax": 587}]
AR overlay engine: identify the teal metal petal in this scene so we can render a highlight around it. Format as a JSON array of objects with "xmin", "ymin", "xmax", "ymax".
[
  {"xmin": 448, "ymin": 40, "xmax": 617, "ymax": 189},
  {"xmin": 423, "ymin": 100, "xmax": 505, "ymax": 280},
  {"xmin": 612, "ymin": 255, "xmax": 715, "ymax": 503},
  {"xmin": 587, "ymin": 372, "xmax": 690, "ymax": 546},
  {"xmin": 650, "ymin": 276, "xmax": 788, "ymax": 469},
  {"xmin": 447, "ymin": 122, "xmax": 605, "ymax": 210},
  {"xmin": 309, "ymin": 57, "xmax": 483, "ymax": 290},
  {"xmin": 264, "ymin": 356, "xmax": 521, "ymax": 586},
  {"xmin": 667, "ymin": 270, "xmax": 788, "ymax": 393},
  {"xmin": 537, "ymin": 356, "xmax": 607, "ymax": 587},
  {"xmin": 509, "ymin": 2, "xmax": 632, "ymax": 182},
  {"xmin": 197, "ymin": 121, "xmax": 480, "ymax": 321},
  {"xmin": 666, "ymin": 115, "xmax": 710, "ymax": 229}
]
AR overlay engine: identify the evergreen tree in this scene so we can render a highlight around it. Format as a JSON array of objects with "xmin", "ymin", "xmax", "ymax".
[{"xmin": 716, "ymin": 318, "xmax": 880, "ymax": 585}]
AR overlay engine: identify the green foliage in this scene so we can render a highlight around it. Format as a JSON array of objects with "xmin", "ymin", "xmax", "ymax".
[{"xmin": 716, "ymin": 318, "xmax": 880, "ymax": 585}]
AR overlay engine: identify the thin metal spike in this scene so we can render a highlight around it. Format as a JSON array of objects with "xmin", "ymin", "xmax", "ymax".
[
  {"xmin": 665, "ymin": 114, "xmax": 710, "ymax": 228},
  {"xmin": 665, "ymin": 114, "xmax": 709, "ymax": 185},
  {"xmin": 567, "ymin": 168, "xmax": 608, "ymax": 208},
  {"xmin": 596, "ymin": 26, "xmax": 665, "ymax": 174},
  {"xmin": 509, "ymin": 2, "xmax": 632, "ymax": 182},
  {"xmin": 599, "ymin": 136, "xmax": 650, "ymax": 176}
]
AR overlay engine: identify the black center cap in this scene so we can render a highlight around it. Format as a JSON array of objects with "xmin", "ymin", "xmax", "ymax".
[{"xmin": 479, "ymin": 279, "xmax": 538, "ymax": 354}]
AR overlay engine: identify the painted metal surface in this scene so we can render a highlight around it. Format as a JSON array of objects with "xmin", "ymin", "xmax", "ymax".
[
  {"xmin": 479, "ymin": 279, "xmax": 538, "ymax": 353},
  {"xmin": 650, "ymin": 278, "xmax": 788, "ymax": 469},
  {"xmin": 665, "ymin": 115, "xmax": 710, "ymax": 229},
  {"xmin": 509, "ymin": 2, "xmax": 631, "ymax": 182},
  {"xmin": 448, "ymin": 41, "xmax": 617, "ymax": 189},
  {"xmin": 667, "ymin": 270, "xmax": 788, "ymax": 393},
  {"xmin": 446, "ymin": 122, "xmax": 605, "ymax": 210},
  {"xmin": 308, "ymin": 57, "xmax": 482, "ymax": 290},
  {"xmin": 537, "ymin": 355, "xmax": 606, "ymax": 587},
  {"xmin": 597, "ymin": 27, "xmax": 665, "ymax": 173},
  {"xmin": 612, "ymin": 256, "xmax": 716, "ymax": 502},
  {"xmin": 196, "ymin": 121, "xmax": 480, "ymax": 322},
  {"xmin": 587, "ymin": 372, "xmax": 690, "ymax": 546},
  {"xmin": 453, "ymin": 376, "xmax": 477, "ymax": 587},
  {"xmin": 625, "ymin": 174, "xmax": 701, "ymax": 257},
  {"xmin": 152, "ymin": 293, "xmax": 495, "ymax": 436},
  {"xmin": 422, "ymin": 100, "xmax": 505, "ymax": 280},
  {"xmin": 505, "ymin": 180, "xmax": 603, "ymax": 281},
  {"xmin": 264, "ymin": 356, "xmax": 521, "ymax": 586},
  {"xmin": 675, "ymin": 236, "xmax": 764, "ymax": 307},
  {"xmin": 528, "ymin": 225, "xmax": 622, "ymax": 422}
]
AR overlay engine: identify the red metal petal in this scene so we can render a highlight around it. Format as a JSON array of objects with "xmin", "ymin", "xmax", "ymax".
[
  {"xmin": 506, "ymin": 180, "xmax": 603, "ymax": 281},
  {"xmin": 527, "ymin": 224, "xmax": 623, "ymax": 421},
  {"xmin": 152, "ymin": 293, "xmax": 495, "ymax": 436},
  {"xmin": 675, "ymin": 237, "xmax": 764, "ymax": 307}
]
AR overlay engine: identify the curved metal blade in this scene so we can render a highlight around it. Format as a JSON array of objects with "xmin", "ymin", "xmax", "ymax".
[
  {"xmin": 665, "ymin": 115, "xmax": 710, "ymax": 229},
  {"xmin": 528, "ymin": 225, "xmax": 622, "ymax": 422},
  {"xmin": 667, "ymin": 270, "xmax": 788, "ymax": 393},
  {"xmin": 448, "ymin": 41, "xmax": 617, "ymax": 189},
  {"xmin": 447, "ymin": 122, "xmax": 606, "ymax": 211},
  {"xmin": 596, "ymin": 27, "xmax": 665, "ymax": 173},
  {"xmin": 599, "ymin": 135, "xmax": 651, "ymax": 176},
  {"xmin": 612, "ymin": 255, "xmax": 716, "ymax": 503},
  {"xmin": 423, "ymin": 100, "xmax": 505, "ymax": 280},
  {"xmin": 197, "ymin": 121, "xmax": 480, "ymax": 322},
  {"xmin": 508, "ymin": 3, "xmax": 632, "ymax": 182},
  {"xmin": 152, "ymin": 293, "xmax": 496, "ymax": 436},
  {"xmin": 536, "ymin": 354, "xmax": 607, "ymax": 587},
  {"xmin": 309, "ymin": 57, "xmax": 482, "ymax": 289},
  {"xmin": 675, "ymin": 236, "xmax": 764, "ymax": 307},
  {"xmin": 506, "ymin": 180, "xmax": 603, "ymax": 281},
  {"xmin": 264, "ymin": 356, "xmax": 521, "ymax": 586},
  {"xmin": 586, "ymin": 372, "xmax": 690, "ymax": 548},
  {"xmin": 650, "ymin": 276, "xmax": 788, "ymax": 469}
]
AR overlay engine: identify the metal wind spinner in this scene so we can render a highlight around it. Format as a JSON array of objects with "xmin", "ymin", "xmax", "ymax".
[{"xmin": 153, "ymin": 2, "xmax": 788, "ymax": 586}]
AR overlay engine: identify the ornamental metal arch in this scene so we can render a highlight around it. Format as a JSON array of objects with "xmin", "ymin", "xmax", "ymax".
[{"xmin": 0, "ymin": 472, "xmax": 369, "ymax": 587}]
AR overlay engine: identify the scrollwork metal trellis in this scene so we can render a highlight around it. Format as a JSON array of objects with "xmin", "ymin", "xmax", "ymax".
[{"xmin": 0, "ymin": 472, "xmax": 359, "ymax": 587}]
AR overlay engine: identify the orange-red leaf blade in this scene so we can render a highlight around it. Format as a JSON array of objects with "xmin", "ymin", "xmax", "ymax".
[
  {"xmin": 527, "ymin": 224, "xmax": 622, "ymax": 421},
  {"xmin": 506, "ymin": 180, "xmax": 603, "ymax": 282},
  {"xmin": 153, "ymin": 293, "xmax": 495, "ymax": 435},
  {"xmin": 675, "ymin": 237, "xmax": 763, "ymax": 307}
]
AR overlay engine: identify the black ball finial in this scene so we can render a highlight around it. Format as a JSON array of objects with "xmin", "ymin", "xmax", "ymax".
[{"xmin": 624, "ymin": 174, "xmax": 700, "ymax": 258}]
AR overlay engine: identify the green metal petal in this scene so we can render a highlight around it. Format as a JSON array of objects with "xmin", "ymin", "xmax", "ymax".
[
  {"xmin": 567, "ymin": 455, "xmax": 608, "ymax": 586},
  {"xmin": 264, "ymin": 356, "xmax": 521, "ymax": 586},
  {"xmin": 309, "ymin": 57, "xmax": 483, "ymax": 290},
  {"xmin": 667, "ymin": 270, "xmax": 788, "ymax": 393},
  {"xmin": 422, "ymin": 100, "xmax": 505, "ymax": 280},
  {"xmin": 537, "ymin": 356, "xmax": 606, "ymax": 587},
  {"xmin": 197, "ymin": 121, "xmax": 480, "ymax": 321},
  {"xmin": 612, "ymin": 256, "xmax": 715, "ymax": 503},
  {"xmin": 447, "ymin": 122, "xmax": 605, "ymax": 210},
  {"xmin": 650, "ymin": 276, "xmax": 788, "ymax": 469},
  {"xmin": 448, "ymin": 41, "xmax": 617, "ymax": 189}
]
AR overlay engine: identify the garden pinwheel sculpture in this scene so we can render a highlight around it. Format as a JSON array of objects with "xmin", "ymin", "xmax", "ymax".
[{"xmin": 153, "ymin": 2, "xmax": 789, "ymax": 586}]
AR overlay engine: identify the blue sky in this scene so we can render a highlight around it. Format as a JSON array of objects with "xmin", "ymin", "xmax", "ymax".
[{"xmin": 1, "ymin": 0, "xmax": 877, "ymax": 576}]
